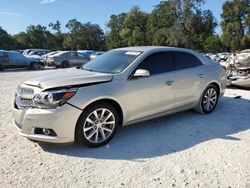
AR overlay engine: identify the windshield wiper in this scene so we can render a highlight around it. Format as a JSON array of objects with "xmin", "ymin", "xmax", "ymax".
[{"xmin": 81, "ymin": 67, "xmax": 95, "ymax": 72}]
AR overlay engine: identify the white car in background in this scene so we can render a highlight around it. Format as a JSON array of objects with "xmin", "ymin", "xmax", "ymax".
[
  {"xmin": 90, "ymin": 51, "xmax": 104, "ymax": 60},
  {"xmin": 208, "ymin": 53, "xmax": 220, "ymax": 62}
]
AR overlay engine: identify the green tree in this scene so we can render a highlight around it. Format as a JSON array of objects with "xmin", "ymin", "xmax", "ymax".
[
  {"xmin": 147, "ymin": 0, "xmax": 216, "ymax": 50},
  {"xmin": 64, "ymin": 19, "xmax": 105, "ymax": 50},
  {"xmin": 48, "ymin": 21, "xmax": 64, "ymax": 50},
  {"xmin": 25, "ymin": 25, "xmax": 53, "ymax": 49},
  {"xmin": 106, "ymin": 13, "xmax": 127, "ymax": 49},
  {"xmin": 106, "ymin": 7, "xmax": 148, "ymax": 49},
  {"xmin": 12, "ymin": 32, "xmax": 30, "ymax": 49},
  {"xmin": 221, "ymin": 0, "xmax": 250, "ymax": 51},
  {"xmin": 203, "ymin": 35, "xmax": 226, "ymax": 52},
  {"xmin": 49, "ymin": 20, "xmax": 62, "ymax": 34},
  {"xmin": 122, "ymin": 6, "xmax": 149, "ymax": 46},
  {"xmin": 0, "ymin": 26, "xmax": 15, "ymax": 50},
  {"xmin": 147, "ymin": 0, "xmax": 179, "ymax": 45}
]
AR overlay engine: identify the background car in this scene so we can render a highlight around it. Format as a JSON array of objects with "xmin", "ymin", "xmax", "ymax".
[
  {"xmin": 218, "ymin": 53, "xmax": 229, "ymax": 61},
  {"xmin": 41, "ymin": 51, "xmax": 60, "ymax": 62},
  {"xmin": 0, "ymin": 50, "xmax": 44, "ymax": 70},
  {"xmin": 27, "ymin": 50, "xmax": 50, "ymax": 57},
  {"xmin": 207, "ymin": 53, "xmax": 220, "ymax": 62},
  {"xmin": 22, "ymin": 49, "xmax": 50, "ymax": 56},
  {"xmin": 77, "ymin": 50, "xmax": 94, "ymax": 60},
  {"xmin": 10, "ymin": 50, "xmax": 24, "ymax": 54},
  {"xmin": 46, "ymin": 51, "xmax": 88, "ymax": 68},
  {"xmin": 225, "ymin": 49, "xmax": 250, "ymax": 88},
  {"xmin": 89, "ymin": 51, "xmax": 104, "ymax": 60}
]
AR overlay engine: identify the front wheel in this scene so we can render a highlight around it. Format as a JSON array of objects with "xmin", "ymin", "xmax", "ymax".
[
  {"xmin": 75, "ymin": 102, "xmax": 120, "ymax": 147},
  {"xmin": 30, "ymin": 62, "xmax": 44, "ymax": 70},
  {"xmin": 195, "ymin": 85, "xmax": 219, "ymax": 114}
]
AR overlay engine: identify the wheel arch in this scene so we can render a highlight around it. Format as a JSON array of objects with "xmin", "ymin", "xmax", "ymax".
[
  {"xmin": 77, "ymin": 98, "xmax": 124, "ymax": 127},
  {"xmin": 206, "ymin": 81, "xmax": 221, "ymax": 95},
  {"xmin": 195, "ymin": 81, "xmax": 221, "ymax": 114}
]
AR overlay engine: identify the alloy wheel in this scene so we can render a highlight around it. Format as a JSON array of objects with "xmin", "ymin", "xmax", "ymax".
[
  {"xmin": 83, "ymin": 108, "xmax": 115, "ymax": 144},
  {"xmin": 202, "ymin": 88, "xmax": 218, "ymax": 112}
]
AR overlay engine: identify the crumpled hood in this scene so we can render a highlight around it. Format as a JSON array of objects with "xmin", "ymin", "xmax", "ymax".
[{"xmin": 24, "ymin": 67, "xmax": 113, "ymax": 89}]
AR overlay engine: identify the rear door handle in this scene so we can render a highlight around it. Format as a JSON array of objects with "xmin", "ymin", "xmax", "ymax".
[
  {"xmin": 198, "ymin": 74, "xmax": 204, "ymax": 78},
  {"xmin": 165, "ymin": 80, "xmax": 175, "ymax": 86}
]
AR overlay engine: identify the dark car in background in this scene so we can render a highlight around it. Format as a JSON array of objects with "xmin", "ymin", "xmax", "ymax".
[
  {"xmin": 0, "ymin": 50, "xmax": 44, "ymax": 70},
  {"xmin": 46, "ymin": 51, "xmax": 88, "ymax": 68},
  {"xmin": 77, "ymin": 50, "xmax": 94, "ymax": 60}
]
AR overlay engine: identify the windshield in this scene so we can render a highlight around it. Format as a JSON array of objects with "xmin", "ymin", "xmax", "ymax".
[{"xmin": 82, "ymin": 50, "xmax": 142, "ymax": 73}]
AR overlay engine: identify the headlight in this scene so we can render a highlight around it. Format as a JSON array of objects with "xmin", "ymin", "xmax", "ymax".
[{"xmin": 33, "ymin": 89, "xmax": 77, "ymax": 109}]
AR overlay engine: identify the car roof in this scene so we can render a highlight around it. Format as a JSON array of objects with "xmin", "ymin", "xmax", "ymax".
[
  {"xmin": 78, "ymin": 50, "xmax": 94, "ymax": 52},
  {"xmin": 114, "ymin": 46, "xmax": 196, "ymax": 53},
  {"xmin": 53, "ymin": 51, "xmax": 76, "ymax": 56},
  {"xmin": 24, "ymin": 49, "xmax": 49, "ymax": 51}
]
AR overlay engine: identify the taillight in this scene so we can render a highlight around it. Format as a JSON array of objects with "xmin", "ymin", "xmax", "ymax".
[
  {"xmin": 221, "ymin": 65, "xmax": 226, "ymax": 72},
  {"xmin": 221, "ymin": 62, "xmax": 231, "ymax": 74}
]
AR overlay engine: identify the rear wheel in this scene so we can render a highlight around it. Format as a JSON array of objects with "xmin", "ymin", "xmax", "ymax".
[
  {"xmin": 61, "ymin": 61, "xmax": 69, "ymax": 68},
  {"xmin": 75, "ymin": 102, "xmax": 120, "ymax": 147},
  {"xmin": 0, "ymin": 65, "xmax": 3, "ymax": 71},
  {"xmin": 195, "ymin": 84, "xmax": 219, "ymax": 114}
]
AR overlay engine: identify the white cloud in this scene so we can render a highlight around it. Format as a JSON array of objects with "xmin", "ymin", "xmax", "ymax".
[
  {"xmin": 60, "ymin": 2, "xmax": 77, "ymax": 8},
  {"xmin": 40, "ymin": 0, "xmax": 56, "ymax": 4},
  {"xmin": 0, "ymin": 11, "xmax": 23, "ymax": 16}
]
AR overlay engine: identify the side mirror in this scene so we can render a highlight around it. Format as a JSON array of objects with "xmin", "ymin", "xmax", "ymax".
[{"xmin": 133, "ymin": 69, "xmax": 150, "ymax": 78}]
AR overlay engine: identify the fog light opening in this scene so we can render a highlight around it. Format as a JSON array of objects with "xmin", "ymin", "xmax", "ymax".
[
  {"xmin": 34, "ymin": 128, "xmax": 57, "ymax": 136},
  {"xmin": 42, "ymin": 128, "xmax": 50, "ymax": 136}
]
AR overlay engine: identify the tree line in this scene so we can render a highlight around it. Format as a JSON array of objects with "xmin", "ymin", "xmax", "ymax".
[{"xmin": 0, "ymin": 0, "xmax": 249, "ymax": 52}]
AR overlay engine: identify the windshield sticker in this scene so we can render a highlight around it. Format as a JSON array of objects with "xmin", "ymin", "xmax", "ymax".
[{"xmin": 125, "ymin": 51, "xmax": 141, "ymax": 56}]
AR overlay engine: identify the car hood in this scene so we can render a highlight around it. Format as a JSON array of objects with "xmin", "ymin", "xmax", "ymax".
[
  {"xmin": 24, "ymin": 67, "xmax": 114, "ymax": 89},
  {"xmin": 25, "ymin": 55, "xmax": 43, "ymax": 62}
]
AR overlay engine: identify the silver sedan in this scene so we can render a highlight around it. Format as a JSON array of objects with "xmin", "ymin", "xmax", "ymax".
[{"xmin": 12, "ymin": 46, "xmax": 227, "ymax": 147}]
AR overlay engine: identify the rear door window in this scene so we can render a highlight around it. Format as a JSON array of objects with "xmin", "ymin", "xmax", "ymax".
[
  {"xmin": 173, "ymin": 51, "xmax": 203, "ymax": 71},
  {"xmin": 78, "ymin": 53, "xmax": 86, "ymax": 58}
]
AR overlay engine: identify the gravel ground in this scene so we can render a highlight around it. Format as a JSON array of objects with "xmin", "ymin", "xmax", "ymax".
[{"xmin": 0, "ymin": 69, "xmax": 250, "ymax": 188}]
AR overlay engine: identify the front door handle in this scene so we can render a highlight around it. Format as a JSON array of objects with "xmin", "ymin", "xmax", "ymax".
[{"xmin": 165, "ymin": 80, "xmax": 175, "ymax": 86}]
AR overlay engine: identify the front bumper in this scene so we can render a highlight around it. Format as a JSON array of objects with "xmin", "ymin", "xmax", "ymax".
[
  {"xmin": 12, "ymin": 103, "xmax": 82, "ymax": 143},
  {"xmin": 45, "ymin": 60, "xmax": 55, "ymax": 67},
  {"xmin": 230, "ymin": 75, "xmax": 250, "ymax": 88}
]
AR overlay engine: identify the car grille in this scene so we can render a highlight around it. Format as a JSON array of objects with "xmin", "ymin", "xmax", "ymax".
[
  {"xmin": 17, "ymin": 85, "xmax": 34, "ymax": 95},
  {"xmin": 15, "ymin": 85, "xmax": 35, "ymax": 108},
  {"xmin": 19, "ymin": 98, "xmax": 33, "ymax": 106}
]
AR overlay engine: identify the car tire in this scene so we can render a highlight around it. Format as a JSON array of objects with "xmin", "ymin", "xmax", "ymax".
[
  {"xmin": 75, "ymin": 102, "xmax": 120, "ymax": 147},
  {"xmin": 0, "ymin": 65, "xmax": 3, "ymax": 71},
  {"xmin": 61, "ymin": 61, "xmax": 69, "ymax": 68},
  {"xmin": 195, "ymin": 84, "xmax": 219, "ymax": 114},
  {"xmin": 30, "ymin": 62, "xmax": 44, "ymax": 70}
]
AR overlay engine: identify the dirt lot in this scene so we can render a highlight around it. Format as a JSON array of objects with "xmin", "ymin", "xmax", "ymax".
[{"xmin": 0, "ymin": 69, "xmax": 250, "ymax": 188}]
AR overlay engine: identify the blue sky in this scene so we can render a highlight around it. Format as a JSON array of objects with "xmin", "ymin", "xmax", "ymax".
[{"xmin": 0, "ymin": 0, "xmax": 226, "ymax": 35}]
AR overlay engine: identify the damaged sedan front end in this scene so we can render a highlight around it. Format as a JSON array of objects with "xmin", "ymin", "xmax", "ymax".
[
  {"xmin": 225, "ymin": 50, "xmax": 250, "ymax": 88},
  {"xmin": 12, "ymin": 67, "xmax": 114, "ymax": 143}
]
